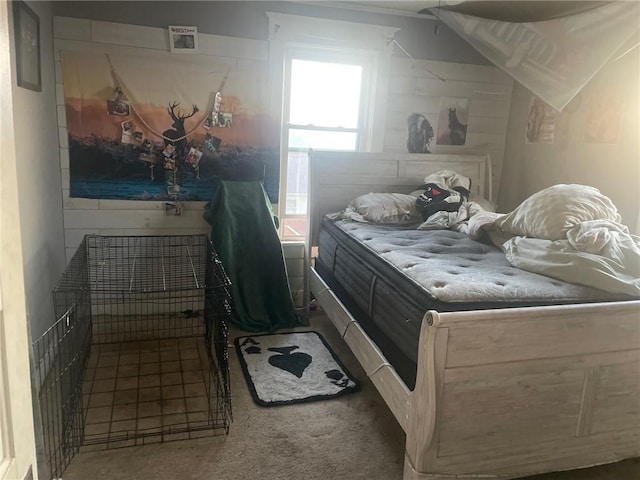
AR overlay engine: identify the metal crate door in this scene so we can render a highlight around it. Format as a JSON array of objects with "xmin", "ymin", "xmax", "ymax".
[
  {"xmin": 34, "ymin": 239, "xmax": 92, "ymax": 479},
  {"xmin": 204, "ymin": 242, "xmax": 232, "ymax": 428}
]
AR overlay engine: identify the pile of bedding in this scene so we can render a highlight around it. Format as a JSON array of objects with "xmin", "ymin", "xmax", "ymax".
[
  {"xmin": 341, "ymin": 169, "xmax": 493, "ymax": 230},
  {"xmin": 468, "ymin": 184, "xmax": 640, "ymax": 297},
  {"xmin": 339, "ymin": 173, "xmax": 640, "ymax": 297}
]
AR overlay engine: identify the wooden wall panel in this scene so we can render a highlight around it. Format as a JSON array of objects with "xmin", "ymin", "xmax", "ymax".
[{"xmin": 384, "ymin": 57, "xmax": 513, "ymax": 203}]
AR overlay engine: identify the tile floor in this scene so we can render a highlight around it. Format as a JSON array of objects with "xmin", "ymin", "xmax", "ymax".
[{"xmin": 81, "ymin": 336, "xmax": 227, "ymax": 451}]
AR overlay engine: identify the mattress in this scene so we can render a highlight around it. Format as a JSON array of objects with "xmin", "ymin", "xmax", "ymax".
[{"xmin": 315, "ymin": 217, "xmax": 631, "ymax": 390}]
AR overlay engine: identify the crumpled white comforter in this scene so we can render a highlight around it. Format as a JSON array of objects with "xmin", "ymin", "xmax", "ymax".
[
  {"xmin": 502, "ymin": 221, "xmax": 640, "ymax": 297},
  {"xmin": 466, "ymin": 204, "xmax": 640, "ymax": 297}
]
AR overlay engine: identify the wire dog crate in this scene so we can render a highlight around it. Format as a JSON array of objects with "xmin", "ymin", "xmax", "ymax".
[{"xmin": 33, "ymin": 235, "xmax": 232, "ymax": 479}]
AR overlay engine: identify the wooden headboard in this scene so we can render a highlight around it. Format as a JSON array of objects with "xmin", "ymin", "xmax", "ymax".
[{"xmin": 307, "ymin": 151, "xmax": 491, "ymax": 248}]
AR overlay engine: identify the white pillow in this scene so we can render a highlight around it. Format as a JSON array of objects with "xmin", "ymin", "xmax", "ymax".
[
  {"xmin": 341, "ymin": 192, "xmax": 420, "ymax": 224},
  {"xmin": 495, "ymin": 184, "xmax": 622, "ymax": 240}
]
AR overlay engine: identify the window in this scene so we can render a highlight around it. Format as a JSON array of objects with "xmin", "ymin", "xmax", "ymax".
[
  {"xmin": 280, "ymin": 54, "xmax": 371, "ymax": 239},
  {"xmin": 267, "ymin": 12, "xmax": 398, "ymax": 241}
]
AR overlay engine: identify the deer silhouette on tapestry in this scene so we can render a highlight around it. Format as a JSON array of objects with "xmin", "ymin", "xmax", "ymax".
[{"xmin": 163, "ymin": 102, "xmax": 199, "ymax": 160}]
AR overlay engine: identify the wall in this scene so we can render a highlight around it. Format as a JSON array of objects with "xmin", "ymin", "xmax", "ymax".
[
  {"xmin": 383, "ymin": 57, "xmax": 513, "ymax": 201},
  {"xmin": 52, "ymin": 1, "xmax": 490, "ymax": 65},
  {"xmin": 499, "ymin": 49, "xmax": 640, "ymax": 231},
  {"xmin": 0, "ymin": 2, "xmax": 53, "ymax": 478},
  {"xmin": 11, "ymin": 1, "xmax": 66, "ymax": 341}
]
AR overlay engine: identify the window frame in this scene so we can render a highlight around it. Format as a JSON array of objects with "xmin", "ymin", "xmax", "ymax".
[
  {"xmin": 279, "ymin": 48, "xmax": 376, "ymax": 241},
  {"xmin": 266, "ymin": 12, "xmax": 398, "ymax": 242}
]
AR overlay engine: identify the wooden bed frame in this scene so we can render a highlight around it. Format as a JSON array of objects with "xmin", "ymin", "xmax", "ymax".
[{"xmin": 306, "ymin": 151, "xmax": 640, "ymax": 480}]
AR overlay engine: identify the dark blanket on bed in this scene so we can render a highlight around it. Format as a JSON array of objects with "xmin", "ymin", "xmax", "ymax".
[{"xmin": 203, "ymin": 180, "xmax": 307, "ymax": 332}]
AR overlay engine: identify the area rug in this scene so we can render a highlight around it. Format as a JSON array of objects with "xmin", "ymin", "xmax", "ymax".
[{"xmin": 234, "ymin": 331, "xmax": 359, "ymax": 406}]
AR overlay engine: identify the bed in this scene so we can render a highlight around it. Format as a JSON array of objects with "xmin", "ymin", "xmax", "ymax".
[{"xmin": 306, "ymin": 151, "xmax": 640, "ymax": 480}]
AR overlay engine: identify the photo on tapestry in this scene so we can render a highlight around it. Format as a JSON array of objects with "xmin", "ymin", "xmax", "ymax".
[
  {"xmin": 436, "ymin": 97, "xmax": 469, "ymax": 146},
  {"xmin": 62, "ymin": 53, "xmax": 280, "ymax": 202}
]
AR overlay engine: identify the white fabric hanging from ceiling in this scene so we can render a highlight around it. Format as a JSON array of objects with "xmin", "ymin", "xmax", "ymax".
[{"xmin": 438, "ymin": 2, "xmax": 640, "ymax": 111}]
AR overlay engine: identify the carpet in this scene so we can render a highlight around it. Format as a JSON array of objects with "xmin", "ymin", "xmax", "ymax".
[{"xmin": 234, "ymin": 331, "xmax": 359, "ymax": 406}]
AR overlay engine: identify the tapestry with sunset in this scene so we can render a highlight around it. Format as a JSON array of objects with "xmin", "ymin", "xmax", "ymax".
[{"xmin": 62, "ymin": 52, "xmax": 279, "ymax": 201}]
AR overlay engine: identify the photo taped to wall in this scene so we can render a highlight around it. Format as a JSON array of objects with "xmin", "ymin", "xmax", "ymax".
[{"xmin": 169, "ymin": 25, "xmax": 198, "ymax": 53}]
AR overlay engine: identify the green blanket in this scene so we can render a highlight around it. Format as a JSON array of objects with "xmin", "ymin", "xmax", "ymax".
[{"xmin": 203, "ymin": 180, "xmax": 307, "ymax": 332}]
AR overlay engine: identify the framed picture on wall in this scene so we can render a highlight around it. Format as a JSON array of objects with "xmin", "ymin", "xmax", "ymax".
[
  {"xmin": 168, "ymin": 25, "xmax": 198, "ymax": 54},
  {"xmin": 436, "ymin": 97, "xmax": 469, "ymax": 146},
  {"xmin": 13, "ymin": 1, "xmax": 41, "ymax": 91}
]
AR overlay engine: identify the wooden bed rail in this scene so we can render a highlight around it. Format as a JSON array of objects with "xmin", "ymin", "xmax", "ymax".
[{"xmin": 309, "ymin": 267, "xmax": 411, "ymax": 430}]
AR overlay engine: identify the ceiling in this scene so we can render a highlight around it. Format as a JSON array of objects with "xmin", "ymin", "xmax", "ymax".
[{"xmin": 321, "ymin": 1, "xmax": 612, "ymax": 23}]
